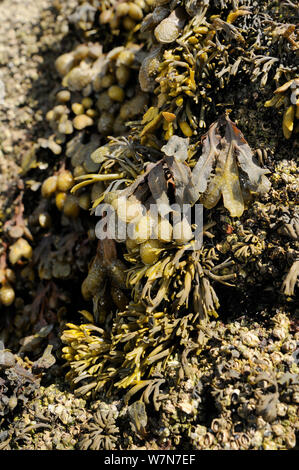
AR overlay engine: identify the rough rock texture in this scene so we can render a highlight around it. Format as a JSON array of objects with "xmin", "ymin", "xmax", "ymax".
[{"xmin": 0, "ymin": 0, "xmax": 75, "ymax": 216}]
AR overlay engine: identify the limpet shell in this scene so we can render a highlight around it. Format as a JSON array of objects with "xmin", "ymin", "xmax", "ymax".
[{"xmin": 154, "ymin": 7, "xmax": 186, "ymax": 44}]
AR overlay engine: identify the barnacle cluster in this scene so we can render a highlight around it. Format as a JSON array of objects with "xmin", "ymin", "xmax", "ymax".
[
  {"xmin": 1, "ymin": 310, "xmax": 298, "ymax": 450},
  {"xmin": 225, "ymin": 158, "xmax": 299, "ymax": 297},
  {"xmin": 0, "ymin": 0, "xmax": 298, "ymax": 450},
  {"xmin": 0, "ymin": 351, "xmax": 40, "ymax": 424},
  {"xmin": 0, "ymin": 380, "xmax": 88, "ymax": 450},
  {"xmin": 165, "ymin": 311, "xmax": 299, "ymax": 451},
  {"xmin": 102, "ymin": 310, "xmax": 297, "ymax": 451}
]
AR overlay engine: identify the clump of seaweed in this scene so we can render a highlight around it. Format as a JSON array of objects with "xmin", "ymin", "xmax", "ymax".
[
  {"xmin": 61, "ymin": 112, "xmax": 276, "ymax": 396},
  {"xmin": 78, "ymin": 403, "xmax": 119, "ymax": 450},
  {"xmin": 265, "ymin": 78, "xmax": 299, "ymax": 139},
  {"xmin": 135, "ymin": 0, "xmax": 298, "ymax": 142},
  {"xmin": 0, "ymin": 0, "xmax": 298, "ymax": 451}
]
